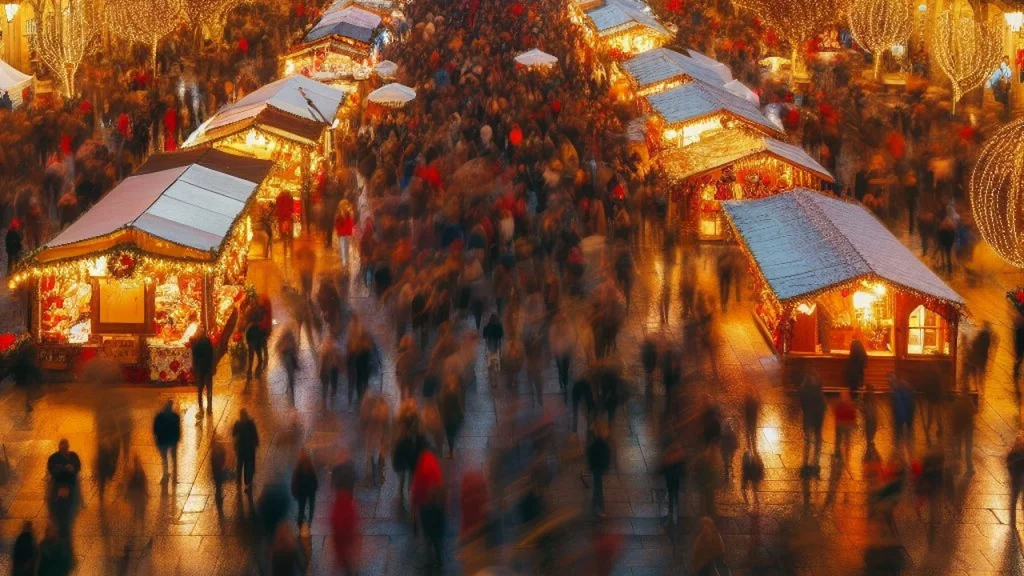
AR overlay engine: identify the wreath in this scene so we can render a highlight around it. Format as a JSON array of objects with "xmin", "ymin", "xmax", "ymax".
[{"xmin": 107, "ymin": 252, "xmax": 137, "ymax": 278}]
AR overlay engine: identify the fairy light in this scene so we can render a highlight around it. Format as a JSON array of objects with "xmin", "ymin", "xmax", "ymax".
[
  {"xmin": 105, "ymin": 0, "xmax": 184, "ymax": 72},
  {"xmin": 36, "ymin": 0, "xmax": 95, "ymax": 98},
  {"xmin": 930, "ymin": 8, "xmax": 1002, "ymax": 114},
  {"xmin": 735, "ymin": 0, "xmax": 851, "ymax": 75},
  {"xmin": 969, "ymin": 118, "xmax": 1024, "ymax": 268},
  {"xmin": 847, "ymin": 0, "xmax": 913, "ymax": 79}
]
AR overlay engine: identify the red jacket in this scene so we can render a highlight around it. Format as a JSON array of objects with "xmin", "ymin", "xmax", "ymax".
[
  {"xmin": 335, "ymin": 214, "xmax": 355, "ymax": 237},
  {"xmin": 330, "ymin": 490, "xmax": 361, "ymax": 565},
  {"xmin": 275, "ymin": 191, "xmax": 294, "ymax": 222},
  {"xmin": 411, "ymin": 451, "xmax": 442, "ymax": 514}
]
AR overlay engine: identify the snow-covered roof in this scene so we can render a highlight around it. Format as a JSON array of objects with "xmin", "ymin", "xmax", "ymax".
[
  {"xmin": 621, "ymin": 48, "xmax": 727, "ymax": 93},
  {"xmin": 660, "ymin": 131, "xmax": 832, "ymax": 181},
  {"xmin": 586, "ymin": 0, "xmax": 669, "ymax": 37},
  {"xmin": 305, "ymin": 5, "xmax": 381, "ymax": 43},
  {"xmin": 721, "ymin": 190, "xmax": 965, "ymax": 308},
  {"xmin": 686, "ymin": 49, "xmax": 732, "ymax": 82},
  {"xmin": 645, "ymin": 81, "xmax": 779, "ymax": 133}
]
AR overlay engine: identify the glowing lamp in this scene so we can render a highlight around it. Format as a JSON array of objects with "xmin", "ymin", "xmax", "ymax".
[
  {"xmin": 663, "ymin": 128, "xmax": 678, "ymax": 140},
  {"xmin": 853, "ymin": 291, "xmax": 877, "ymax": 310},
  {"xmin": 795, "ymin": 303, "xmax": 816, "ymax": 315},
  {"xmin": 87, "ymin": 256, "xmax": 108, "ymax": 277}
]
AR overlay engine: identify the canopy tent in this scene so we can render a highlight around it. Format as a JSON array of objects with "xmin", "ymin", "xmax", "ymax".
[
  {"xmin": 0, "ymin": 59, "xmax": 33, "ymax": 108},
  {"xmin": 645, "ymin": 81, "xmax": 780, "ymax": 139},
  {"xmin": 724, "ymin": 79, "xmax": 759, "ymax": 106},
  {"xmin": 368, "ymin": 82, "xmax": 416, "ymax": 106},
  {"xmin": 660, "ymin": 131, "xmax": 832, "ymax": 182},
  {"xmin": 515, "ymin": 49, "xmax": 559, "ymax": 68},
  {"xmin": 184, "ymin": 75, "xmax": 345, "ymax": 148},
  {"xmin": 33, "ymin": 148, "xmax": 274, "ymax": 264},
  {"xmin": 685, "ymin": 50, "xmax": 733, "ymax": 82},
  {"xmin": 374, "ymin": 60, "xmax": 398, "ymax": 78},
  {"xmin": 305, "ymin": 5, "xmax": 382, "ymax": 44},
  {"xmin": 721, "ymin": 189, "xmax": 964, "ymax": 309},
  {"xmin": 620, "ymin": 48, "xmax": 727, "ymax": 95}
]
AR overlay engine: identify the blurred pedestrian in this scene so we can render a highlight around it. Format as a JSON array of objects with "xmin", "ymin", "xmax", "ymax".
[
  {"xmin": 963, "ymin": 321, "xmax": 996, "ymax": 394},
  {"xmin": 270, "ymin": 522, "xmax": 307, "ymax": 576},
  {"xmin": 720, "ymin": 419, "xmax": 739, "ymax": 481},
  {"xmin": 844, "ymin": 339, "xmax": 866, "ymax": 396},
  {"xmin": 833, "ymin": 390, "xmax": 856, "ymax": 463},
  {"xmin": 660, "ymin": 440, "xmax": 685, "ymax": 525},
  {"xmin": 951, "ymin": 391, "xmax": 976, "ymax": 475},
  {"xmin": 276, "ymin": 325, "xmax": 300, "ymax": 401},
  {"xmin": 46, "ymin": 439, "xmax": 80, "ymax": 542},
  {"xmin": 587, "ymin": 420, "xmax": 612, "ymax": 516},
  {"xmin": 550, "ymin": 311, "xmax": 576, "ymax": 403},
  {"xmin": 232, "ymin": 409, "xmax": 259, "ymax": 496},
  {"xmin": 692, "ymin": 516, "xmax": 726, "ymax": 576},
  {"xmin": 1015, "ymin": 313, "xmax": 1024, "ymax": 407},
  {"xmin": 742, "ymin": 387, "xmax": 760, "ymax": 451},
  {"xmin": 439, "ymin": 377, "xmax": 464, "ymax": 458},
  {"xmin": 330, "ymin": 478, "xmax": 361, "ymax": 575},
  {"xmin": 1007, "ymin": 433, "xmax": 1024, "ymax": 522},
  {"xmin": 153, "ymin": 400, "xmax": 181, "ymax": 481},
  {"xmin": 741, "ymin": 449, "xmax": 765, "ymax": 510},
  {"xmin": 890, "ymin": 374, "xmax": 915, "ymax": 449},
  {"xmin": 291, "ymin": 451, "xmax": 319, "ymax": 527},
  {"xmin": 191, "ymin": 328, "xmax": 214, "ymax": 418},
  {"xmin": 318, "ymin": 335, "xmax": 340, "ymax": 406},
  {"xmin": 36, "ymin": 524, "xmax": 71, "ymax": 576},
  {"xmin": 5, "ymin": 218, "xmax": 22, "ymax": 275},
  {"xmin": 210, "ymin": 436, "xmax": 227, "ymax": 509},
  {"xmin": 11, "ymin": 521, "xmax": 36, "ymax": 576},
  {"xmin": 124, "ymin": 454, "xmax": 148, "ymax": 535}
]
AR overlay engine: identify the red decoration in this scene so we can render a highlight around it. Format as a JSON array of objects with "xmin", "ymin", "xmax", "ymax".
[
  {"xmin": 510, "ymin": 2, "xmax": 523, "ymax": 16},
  {"xmin": 0, "ymin": 333, "xmax": 16, "ymax": 352},
  {"xmin": 665, "ymin": 0, "xmax": 683, "ymax": 12},
  {"xmin": 107, "ymin": 252, "xmax": 137, "ymax": 278},
  {"xmin": 509, "ymin": 125, "xmax": 523, "ymax": 147},
  {"xmin": 169, "ymin": 360, "xmax": 180, "ymax": 372}
]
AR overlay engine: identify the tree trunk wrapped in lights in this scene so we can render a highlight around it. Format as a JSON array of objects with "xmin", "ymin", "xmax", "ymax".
[
  {"xmin": 847, "ymin": 0, "xmax": 913, "ymax": 80},
  {"xmin": 36, "ymin": 0, "xmax": 96, "ymax": 99},
  {"xmin": 183, "ymin": 0, "xmax": 238, "ymax": 47},
  {"xmin": 930, "ymin": 8, "xmax": 1001, "ymax": 114},
  {"xmin": 734, "ymin": 0, "xmax": 850, "ymax": 77},
  {"xmin": 105, "ymin": 0, "xmax": 184, "ymax": 73},
  {"xmin": 969, "ymin": 118, "xmax": 1024, "ymax": 268}
]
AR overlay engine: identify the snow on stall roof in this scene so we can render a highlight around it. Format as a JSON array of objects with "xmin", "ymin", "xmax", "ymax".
[
  {"xmin": 305, "ymin": 6, "xmax": 381, "ymax": 42},
  {"xmin": 721, "ymin": 190, "xmax": 964, "ymax": 307},
  {"xmin": 660, "ymin": 131, "xmax": 832, "ymax": 181},
  {"xmin": 202, "ymin": 75, "xmax": 343, "ymax": 135},
  {"xmin": 586, "ymin": 0, "xmax": 669, "ymax": 36},
  {"xmin": 621, "ymin": 48, "xmax": 727, "ymax": 90},
  {"xmin": 645, "ymin": 81, "xmax": 778, "ymax": 132}
]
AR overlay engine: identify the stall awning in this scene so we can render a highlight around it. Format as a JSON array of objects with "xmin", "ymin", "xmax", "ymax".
[
  {"xmin": 660, "ymin": 131, "xmax": 833, "ymax": 182},
  {"xmin": 621, "ymin": 48, "xmax": 727, "ymax": 93},
  {"xmin": 645, "ymin": 81, "xmax": 779, "ymax": 134},
  {"xmin": 37, "ymin": 149, "xmax": 273, "ymax": 263},
  {"xmin": 721, "ymin": 189, "xmax": 965, "ymax": 309},
  {"xmin": 586, "ymin": 0, "xmax": 669, "ymax": 37},
  {"xmin": 305, "ymin": 5, "xmax": 381, "ymax": 43},
  {"xmin": 184, "ymin": 75, "xmax": 345, "ymax": 147}
]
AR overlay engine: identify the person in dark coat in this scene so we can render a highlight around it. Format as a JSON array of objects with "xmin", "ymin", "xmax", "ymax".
[
  {"xmin": 291, "ymin": 451, "xmax": 319, "ymax": 526},
  {"xmin": 799, "ymin": 371, "xmax": 826, "ymax": 469},
  {"xmin": 35, "ymin": 523, "xmax": 71, "ymax": 576},
  {"xmin": 153, "ymin": 400, "xmax": 181, "ymax": 480},
  {"xmin": 1014, "ymin": 313, "xmax": 1024, "ymax": 407},
  {"xmin": 191, "ymin": 329, "xmax": 215, "ymax": 417},
  {"xmin": 5, "ymin": 219, "xmax": 22, "ymax": 275},
  {"xmin": 1008, "ymin": 434, "xmax": 1024, "ymax": 522},
  {"xmin": 438, "ymin": 378, "xmax": 464, "ymax": 458},
  {"xmin": 11, "ymin": 521, "xmax": 36, "ymax": 576},
  {"xmin": 660, "ymin": 441, "xmax": 685, "ymax": 525},
  {"xmin": 587, "ymin": 420, "xmax": 612, "ymax": 516},
  {"xmin": 844, "ymin": 339, "xmax": 867, "ymax": 396},
  {"xmin": 46, "ymin": 439, "xmax": 80, "ymax": 544},
  {"xmin": 232, "ymin": 409, "xmax": 259, "ymax": 495}
]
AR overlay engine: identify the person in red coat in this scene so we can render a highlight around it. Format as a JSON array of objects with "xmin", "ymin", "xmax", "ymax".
[
  {"xmin": 163, "ymin": 107, "xmax": 178, "ymax": 152},
  {"xmin": 330, "ymin": 487, "xmax": 360, "ymax": 574},
  {"xmin": 275, "ymin": 190, "xmax": 295, "ymax": 254},
  {"xmin": 237, "ymin": 37, "xmax": 250, "ymax": 55},
  {"xmin": 334, "ymin": 208, "xmax": 355, "ymax": 266},
  {"xmin": 411, "ymin": 451, "xmax": 445, "ymax": 569}
]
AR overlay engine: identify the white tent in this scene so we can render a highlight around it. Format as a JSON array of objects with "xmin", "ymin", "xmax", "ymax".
[
  {"xmin": 514, "ymin": 49, "xmax": 558, "ymax": 68},
  {"xmin": 685, "ymin": 50, "xmax": 732, "ymax": 83},
  {"xmin": 367, "ymin": 82, "xmax": 416, "ymax": 107},
  {"xmin": 374, "ymin": 60, "xmax": 398, "ymax": 79},
  {"xmin": 0, "ymin": 59, "xmax": 33, "ymax": 108},
  {"xmin": 724, "ymin": 79, "xmax": 760, "ymax": 106}
]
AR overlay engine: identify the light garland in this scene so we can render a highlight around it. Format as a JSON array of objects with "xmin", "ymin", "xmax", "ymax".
[
  {"xmin": 847, "ymin": 0, "xmax": 913, "ymax": 80},
  {"xmin": 105, "ymin": 0, "xmax": 184, "ymax": 71},
  {"xmin": 930, "ymin": 8, "xmax": 1001, "ymax": 114},
  {"xmin": 36, "ymin": 0, "xmax": 95, "ymax": 98},
  {"xmin": 970, "ymin": 117, "xmax": 1024, "ymax": 269},
  {"xmin": 183, "ymin": 0, "xmax": 238, "ymax": 43},
  {"xmin": 735, "ymin": 0, "xmax": 850, "ymax": 75}
]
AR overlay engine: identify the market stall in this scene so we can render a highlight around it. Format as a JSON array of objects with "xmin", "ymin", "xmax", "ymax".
[
  {"xmin": 279, "ymin": 3, "xmax": 388, "ymax": 88},
  {"xmin": 582, "ymin": 0, "xmax": 671, "ymax": 56},
  {"xmin": 661, "ymin": 131, "xmax": 833, "ymax": 239},
  {"xmin": 0, "ymin": 58, "xmax": 33, "ymax": 108},
  {"xmin": 721, "ymin": 189, "xmax": 966, "ymax": 392},
  {"xmin": 10, "ymin": 148, "xmax": 273, "ymax": 383},
  {"xmin": 183, "ymin": 75, "xmax": 346, "ymax": 238},
  {"xmin": 641, "ymin": 81, "xmax": 781, "ymax": 148},
  {"xmin": 619, "ymin": 48, "xmax": 730, "ymax": 96}
]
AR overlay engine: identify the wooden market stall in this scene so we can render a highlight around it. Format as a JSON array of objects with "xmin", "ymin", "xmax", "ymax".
[
  {"xmin": 183, "ymin": 74, "xmax": 346, "ymax": 238},
  {"xmin": 721, "ymin": 189, "xmax": 966, "ymax": 392},
  {"xmin": 582, "ymin": 0, "xmax": 671, "ymax": 56},
  {"xmin": 10, "ymin": 149, "xmax": 273, "ymax": 383},
  {"xmin": 641, "ymin": 81, "xmax": 782, "ymax": 149},
  {"xmin": 662, "ymin": 131, "xmax": 833, "ymax": 239},
  {"xmin": 619, "ymin": 48, "xmax": 732, "ymax": 97}
]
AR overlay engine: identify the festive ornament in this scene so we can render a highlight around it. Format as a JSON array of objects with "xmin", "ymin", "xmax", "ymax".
[
  {"xmin": 846, "ymin": 0, "xmax": 913, "ymax": 79},
  {"xmin": 930, "ymin": 9, "xmax": 1001, "ymax": 114},
  {"xmin": 970, "ymin": 118, "xmax": 1024, "ymax": 268},
  {"xmin": 37, "ymin": 0, "xmax": 96, "ymax": 98}
]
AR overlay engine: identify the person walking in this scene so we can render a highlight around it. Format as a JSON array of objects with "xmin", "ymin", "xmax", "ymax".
[
  {"xmin": 844, "ymin": 339, "xmax": 867, "ymax": 397},
  {"xmin": 36, "ymin": 523, "xmax": 71, "ymax": 576},
  {"xmin": 742, "ymin": 387, "xmax": 761, "ymax": 451},
  {"xmin": 549, "ymin": 311, "xmax": 576, "ymax": 404},
  {"xmin": 799, "ymin": 371, "xmax": 826, "ymax": 470},
  {"xmin": 191, "ymin": 329, "xmax": 215, "ymax": 419},
  {"xmin": 438, "ymin": 377, "xmax": 464, "ymax": 458},
  {"xmin": 1014, "ymin": 313, "xmax": 1024, "ymax": 407},
  {"xmin": 5, "ymin": 218, "xmax": 22, "ymax": 275},
  {"xmin": 833, "ymin": 390, "xmax": 856, "ymax": 463},
  {"xmin": 587, "ymin": 420, "xmax": 612, "ymax": 516},
  {"xmin": 276, "ymin": 326, "xmax": 300, "ymax": 401},
  {"xmin": 1007, "ymin": 433, "xmax": 1024, "ymax": 523},
  {"xmin": 660, "ymin": 440, "xmax": 685, "ymax": 525},
  {"xmin": 11, "ymin": 521, "xmax": 36, "ymax": 576},
  {"xmin": 46, "ymin": 439, "xmax": 81, "ymax": 542},
  {"xmin": 951, "ymin": 391, "xmax": 976, "ymax": 475},
  {"xmin": 152, "ymin": 400, "xmax": 181, "ymax": 481},
  {"xmin": 692, "ymin": 516, "xmax": 726, "ymax": 576},
  {"xmin": 291, "ymin": 451, "xmax": 319, "ymax": 527},
  {"xmin": 318, "ymin": 336, "xmax": 340, "ymax": 406},
  {"xmin": 232, "ymin": 409, "xmax": 259, "ymax": 496},
  {"xmin": 124, "ymin": 454, "xmax": 148, "ymax": 535},
  {"xmin": 330, "ymin": 478, "xmax": 361, "ymax": 575}
]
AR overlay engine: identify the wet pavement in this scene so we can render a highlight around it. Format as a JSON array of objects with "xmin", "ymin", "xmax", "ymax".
[{"xmin": 0, "ymin": 220, "xmax": 1020, "ymax": 575}]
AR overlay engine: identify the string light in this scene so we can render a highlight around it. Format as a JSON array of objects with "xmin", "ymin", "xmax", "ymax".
[
  {"xmin": 36, "ymin": 0, "xmax": 95, "ymax": 98},
  {"xmin": 846, "ymin": 0, "xmax": 913, "ymax": 80},
  {"xmin": 930, "ymin": 8, "xmax": 1001, "ymax": 114},
  {"xmin": 970, "ymin": 117, "xmax": 1024, "ymax": 269},
  {"xmin": 182, "ymin": 0, "xmax": 238, "ymax": 42},
  {"xmin": 735, "ymin": 0, "xmax": 851, "ymax": 74},
  {"xmin": 105, "ymin": 0, "xmax": 184, "ymax": 72}
]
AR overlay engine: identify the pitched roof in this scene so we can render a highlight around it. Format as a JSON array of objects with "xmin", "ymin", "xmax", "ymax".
[
  {"xmin": 586, "ymin": 0, "xmax": 669, "ymax": 37},
  {"xmin": 305, "ymin": 5, "xmax": 381, "ymax": 43},
  {"xmin": 721, "ymin": 189, "xmax": 964, "ymax": 308},
  {"xmin": 621, "ymin": 48, "xmax": 727, "ymax": 93},
  {"xmin": 645, "ymin": 81, "xmax": 779, "ymax": 133},
  {"xmin": 660, "ymin": 131, "xmax": 832, "ymax": 181}
]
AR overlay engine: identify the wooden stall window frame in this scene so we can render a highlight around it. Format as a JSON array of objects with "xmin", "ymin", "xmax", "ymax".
[{"xmin": 90, "ymin": 278, "xmax": 156, "ymax": 335}]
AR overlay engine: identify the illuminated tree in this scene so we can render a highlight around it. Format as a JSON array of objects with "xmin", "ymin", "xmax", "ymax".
[
  {"xmin": 105, "ymin": 0, "xmax": 184, "ymax": 73},
  {"xmin": 182, "ymin": 0, "xmax": 238, "ymax": 45},
  {"xmin": 847, "ymin": 0, "xmax": 913, "ymax": 80},
  {"xmin": 930, "ymin": 8, "xmax": 1001, "ymax": 114},
  {"xmin": 37, "ymin": 0, "xmax": 96, "ymax": 98},
  {"xmin": 734, "ymin": 0, "xmax": 850, "ymax": 75},
  {"xmin": 970, "ymin": 118, "xmax": 1024, "ymax": 268}
]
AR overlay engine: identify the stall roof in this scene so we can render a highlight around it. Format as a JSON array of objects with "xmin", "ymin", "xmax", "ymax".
[
  {"xmin": 37, "ymin": 149, "xmax": 273, "ymax": 263},
  {"xmin": 660, "ymin": 131, "xmax": 833, "ymax": 181},
  {"xmin": 305, "ymin": 5, "xmax": 381, "ymax": 43},
  {"xmin": 621, "ymin": 48, "xmax": 727, "ymax": 92},
  {"xmin": 324, "ymin": 0, "xmax": 395, "ymax": 15},
  {"xmin": 185, "ymin": 75, "xmax": 344, "ymax": 147},
  {"xmin": 645, "ymin": 81, "xmax": 779, "ymax": 133},
  {"xmin": 586, "ymin": 0, "xmax": 669, "ymax": 37},
  {"xmin": 721, "ymin": 189, "xmax": 964, "ymax": 308},
  {"xmin": 685, "ymin": 50, "xmax": 733, "ymax": 82}
]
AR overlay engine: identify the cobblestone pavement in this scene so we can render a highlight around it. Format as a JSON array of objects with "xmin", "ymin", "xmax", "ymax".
[{"xmin": 0, "ymin": 221, "xmax": 1020, "ymax": 575}]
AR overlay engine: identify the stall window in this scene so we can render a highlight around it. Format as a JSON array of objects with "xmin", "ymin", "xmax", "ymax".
[
  {"xmin": 908, "ymin": 304, "xmax": 947, "ymax": 355},
  {"xmin": 39, "ymin": 275, "xmax": 92, "ymax": 344}
]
